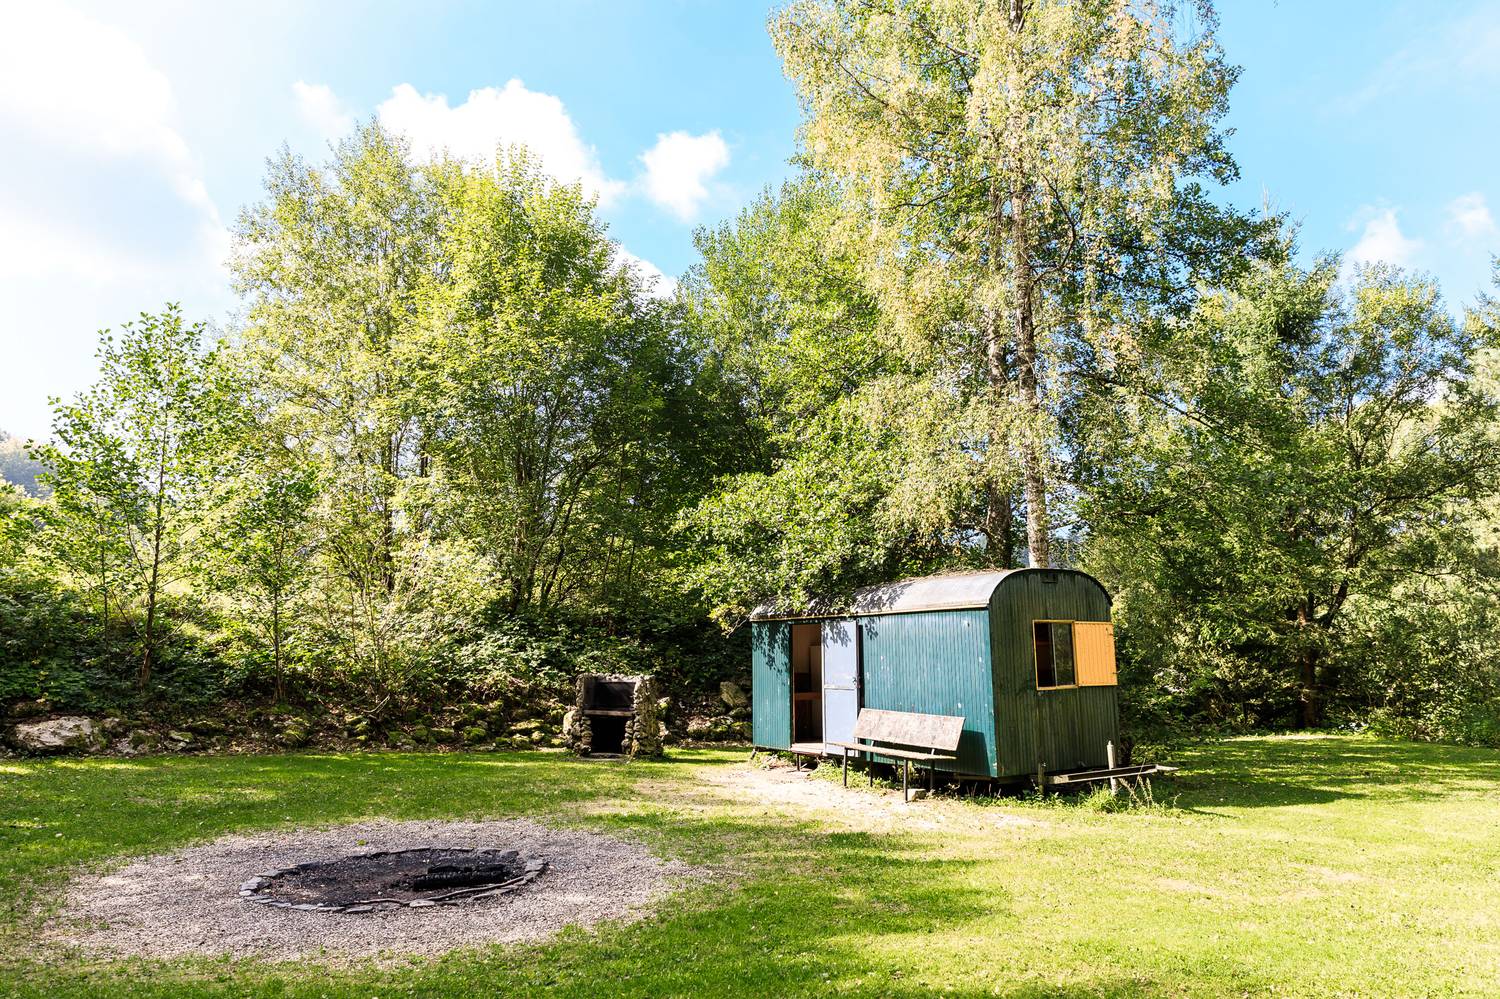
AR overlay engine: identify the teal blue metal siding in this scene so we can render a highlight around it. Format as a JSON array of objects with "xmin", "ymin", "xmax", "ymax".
[
  {"xmin": 751, "ymin": 621, "xmax": 791, "ymax": 749},
  {"xmin": 989, "ymin": 570, "xmax": 1118, "ymax": 777},
  {"xmin": 860, "ymin": 610, "xmax": 997, "ymax": 776}
]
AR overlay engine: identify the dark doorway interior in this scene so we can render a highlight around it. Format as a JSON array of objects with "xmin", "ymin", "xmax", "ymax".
[
  {"xmin": 791, "ymin": 622, "xmax": 823, "ymax": 743},
  {"xmin": 590, "ymin": 715, "xmax": 627, "ymax": 755}
]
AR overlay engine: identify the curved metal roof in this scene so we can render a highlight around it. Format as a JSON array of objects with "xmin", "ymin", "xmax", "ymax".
[
  {"xmin": 748, "ymin": 568, "xmax": 1111, "ymax": 621},
  {"xmin": 747, "ymin": 569, "xmax": 988, "ymax": 621}
]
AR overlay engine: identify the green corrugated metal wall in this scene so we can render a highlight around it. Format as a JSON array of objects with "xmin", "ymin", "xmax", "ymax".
[
  {"xmin": 750, "ymin": 620, "xmax": 791, "ymax": 749},
  {"xmin": 750, "ymin": 569, "xmax": 1118, "ymax": 779},
  {"xmin": 989, "ymin": 571, "xmax": 1118, "ymax": 777},
  {"xmin": 860, "ymin": 610, "xmax": 996, "ymax": 776}
]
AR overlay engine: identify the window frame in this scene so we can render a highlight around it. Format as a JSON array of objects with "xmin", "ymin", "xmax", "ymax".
[{"xmin": 1032, "ymin": 619, "xmax": 1079, "ymax": 691}]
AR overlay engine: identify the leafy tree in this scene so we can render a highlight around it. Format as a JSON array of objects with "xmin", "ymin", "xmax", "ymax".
[
  {"xmin": 208, "ymin": 462, "xmax": 318, "ymax": 702},
  {"xmin": 772, "ymin": 0, "xmax": 1267, "ymax": 567},
  {"xmin": 34, "ymin": 307, "xmax": 233, "ymax": 687},
  {"xmin": 231, "ymin": 123, "xmax": 439, "ymax": 686},
  {"xmin": 684, "ymin": 179, "xmax": 1032, "ymax": 621},
  {"xmin": 681, "ymin": 178, "xmax": 885, "ymax": 467},
  {"xmin": 414, "ymin": 151, "xmax": 714, "ymax": 613},
  {"xmin": 1082, "ymin": 260, "xmax": 1500, "ymax": 727}
]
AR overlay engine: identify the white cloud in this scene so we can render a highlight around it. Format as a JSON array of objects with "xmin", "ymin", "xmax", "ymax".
[
  {"xmin": 0, "ymin": 3, "xmax": 230, "ymax": 441},
  {"xmin": 1448, "ymin": 192, "xmax": 1498, "ymax": 241},
  {"xmin": 0, "ymin": 2, "xmax": 219, "ymax": 228},
  {"xmin": 293, "ymin": 80, "xmax": 354, "ymax": 142},
  {"xmin": 1340, "ymin": 9, "xmax": 1500, "ymax": 112},
  {"xmin": 375, "ymin": 81, "xmax": 625, "ymax": 204},
  {"xmin": 638, "ymin": 130, "xmax": 730, "ymax": 222},
  {"xmin": 1345, "ymin": 207, "xmax": 1423, "ymax": 271},
  {"xmin": 0, "ymin": 207, "xmax": 161, "ymax": 285},
  {"xmin": 614, "ymin": 248, "xmax": 677, "ymax": 299}
]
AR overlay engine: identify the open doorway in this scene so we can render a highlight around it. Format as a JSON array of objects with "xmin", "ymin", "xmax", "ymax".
[{"xmin": 790, "ymin": 622, "xmax": 822, "ymax": 745}]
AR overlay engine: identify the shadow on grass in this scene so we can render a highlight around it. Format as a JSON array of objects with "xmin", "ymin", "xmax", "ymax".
[
  {"xmin": 1166, "ymin": 734, "xmax": 1500, "ymax": 812},
  {"xmin": 3, "ymin": 738, "xmax": 1491, "ymax": 997}
]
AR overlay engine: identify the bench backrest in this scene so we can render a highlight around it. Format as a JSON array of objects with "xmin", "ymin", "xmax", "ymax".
[{"xmin": 852, "ymin": 708, "xmax": 964, "ymax": 752}]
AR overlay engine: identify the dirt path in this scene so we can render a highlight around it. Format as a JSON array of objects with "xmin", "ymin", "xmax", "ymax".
[{"xmin": 696, "ymin": 757, "xmax": 1042, "ymax": 835}]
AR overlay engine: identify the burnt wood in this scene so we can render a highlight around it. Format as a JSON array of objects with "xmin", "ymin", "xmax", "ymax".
[{"xmin": 1043, "ymin": 763, "xmax": 1179, "ymax": 786}]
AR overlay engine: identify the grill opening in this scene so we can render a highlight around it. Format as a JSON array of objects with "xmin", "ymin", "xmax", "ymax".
[
  {"xmin": 589, "ymin": 715, "xmax": 627, "ymax": 755},
  {"xmin": 587, "ymin": 679, "xmax": 637, "ymax": 711},
  {"xmin": 567, "ymin": 673, "xmax": 663, "ymax": 759}
]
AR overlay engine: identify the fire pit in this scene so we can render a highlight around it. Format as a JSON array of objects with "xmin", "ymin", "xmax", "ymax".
[{"xmin": 242, "ymin": 847, "xmax": 548, "ymax": 913}]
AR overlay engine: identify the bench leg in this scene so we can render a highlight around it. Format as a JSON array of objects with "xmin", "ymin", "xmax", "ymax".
[
  {"xmin": 903, "ymin": 761, "xmax": 909, "ymax": 803},
  {"xmin": 842, "ymin": 748, "xmax": 848, "ymax": 788},
  {"xmin": 929, "ymin": 763, "xmax": 935, "ymax": 793},
  {"xmin": 868, "ymin": 757, "xmax": 873, "ymax": 787}
]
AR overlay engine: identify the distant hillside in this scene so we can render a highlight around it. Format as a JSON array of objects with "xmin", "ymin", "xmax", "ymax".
[{"xmin": 0, "ymin": 431, "xmax": 49, "ymax": 497}]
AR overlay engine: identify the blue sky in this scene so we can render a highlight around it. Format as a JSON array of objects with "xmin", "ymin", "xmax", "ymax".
[{"xmin": 1, "ymin": 1, "xmax": 1497, "ymax": 441}]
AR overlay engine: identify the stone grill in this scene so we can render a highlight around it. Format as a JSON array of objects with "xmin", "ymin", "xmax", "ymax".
[{"xmin": 565, "ymin": 674, "xmax": 663, "ymax": 758}]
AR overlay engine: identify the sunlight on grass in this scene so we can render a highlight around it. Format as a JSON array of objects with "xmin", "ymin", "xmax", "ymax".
[{"xmin": 2, "ymin": 737, "xmax": 1499, "ymax": 997}]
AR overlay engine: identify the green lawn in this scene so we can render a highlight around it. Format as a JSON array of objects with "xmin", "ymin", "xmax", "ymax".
[{"xmin": 3, "ymin": 735, "xmax": 1499, "ymax": 997}]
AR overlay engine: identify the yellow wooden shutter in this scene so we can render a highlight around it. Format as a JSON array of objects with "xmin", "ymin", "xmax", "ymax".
[{"xmin": 1074, "ymin": 622, "xmax": 1118, "ymax": 686}]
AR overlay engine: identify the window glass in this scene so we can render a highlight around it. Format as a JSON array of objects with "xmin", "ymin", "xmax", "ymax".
[
  {"xmin": 1034, "ymin": 621, "xmax": 1076, "ymax": 688},
  {"xmin": 1053, "ymin": 622, "xmax": 1075, "ymax": 686}
]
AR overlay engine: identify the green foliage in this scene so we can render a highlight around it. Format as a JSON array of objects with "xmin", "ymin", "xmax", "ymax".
[
  {"xmin": 31, "ymin": 307, "xmax": 235, "ymax": 688},
  {"xmin": 679, "ymin": 181, "xmax": 997, "ymax": 622},
  {"xmin": 442, "ymin": 608, "xmax": 744, "ymax": 703},
  {"xmin": 205, "ymin": 462, "xmax": 318, "ymax": 701},
  {"xmin": 8, "ymin": 25, "xmax": 1500, "ymax": 749},
  {"xmin": 1083, "ymin": 257, "xmax": 1500, "ymax": 730},
  {"xmin": 414, "ymin": 151, "xmax": 714, "ymax": 614},
  {"xmin": 0, "ymin": 484, "xmax": 227, "ymax": 711},
  {"xmin": 230, "ymin": 123, "xmax": 441, "ymax": 697},
  {"xmin": 771, "ymin": 0, "xmax": 1271, "ymax": 566}
]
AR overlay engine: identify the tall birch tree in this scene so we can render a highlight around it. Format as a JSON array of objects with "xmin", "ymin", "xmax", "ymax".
[{"xmin": 772, "ymin": 0, "xmax": 1265, "ymax": 566}]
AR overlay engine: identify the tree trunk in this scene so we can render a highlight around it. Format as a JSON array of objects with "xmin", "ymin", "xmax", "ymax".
[
  {"xmin": 1006, "ymin": 0, "xmax": 1051, "ymax": 569},
  {"xmin": 141, "ymin": 434, "xmax": 168, "ymax": 688},
  {"xmin": 1298, "ymin": 647, "xmax": 1320, "ymax": 728},
  {"xmin": 142, "ymin": 527, "xmax": 161, "ymax": 689},
  {"xmin": 271, "ymin": 592, "xmax": 284, "ymax": 704},
  {"xmin": 1296, "ymin": 601, "xmax": 1320, "ymax": 727},
  {"xmin": 984, "ymin": 177, "xmax": 1015, "ymax": 571},
  {"xmin": 381, "ymin": 434, "xmax": 397, "ymax": 595},
  {"xmin": 984, "ymin": 483, "xmax": 1017, "ymax": 569}
]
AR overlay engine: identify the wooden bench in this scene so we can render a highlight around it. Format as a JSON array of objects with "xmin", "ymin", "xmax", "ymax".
[{"xmin": 828, "ymin": 708, "xmax": 965, "ymax": 802}]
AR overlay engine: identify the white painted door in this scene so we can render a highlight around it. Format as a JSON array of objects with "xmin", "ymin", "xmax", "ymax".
[{"xmin": 822, "ymin": 619, "xmax": 859, "ymax": 752}]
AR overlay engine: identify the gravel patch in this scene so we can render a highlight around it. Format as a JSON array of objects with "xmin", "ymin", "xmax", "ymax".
[{"xmin": 44, "ymin": 818, "xmax": 702, "ymax": 964}]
